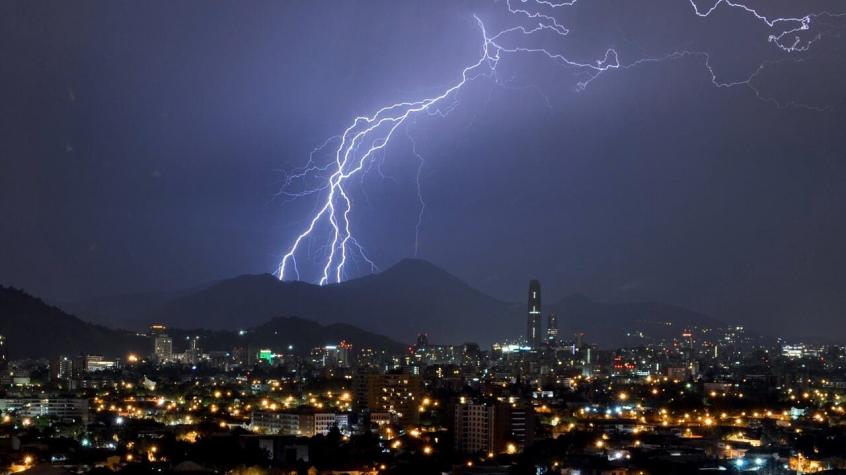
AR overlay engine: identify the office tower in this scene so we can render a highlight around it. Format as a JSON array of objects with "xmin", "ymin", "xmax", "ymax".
[
  {"xmin": 338, "ymin": 340, "xmax": 352, "ymax": 368},
  {"xmin": 527, "ymin": 280, "xmax": 542, "ymax": 348},
  {"xmin": 154, "ymin": 335, "xmax": 173, "ymax": 363},
  {"xmin": 151, "ymin": 324, "xmax": 173, "ymax": 363},
  {"xmin": 546, "ymin": 313, "xmax": 558, "ymax": 344}
]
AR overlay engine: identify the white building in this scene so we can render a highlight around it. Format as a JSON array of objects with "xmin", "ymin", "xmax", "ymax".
[{"xmin": 0, "ymin": 398, "xmax": 89, "ymax": 424}]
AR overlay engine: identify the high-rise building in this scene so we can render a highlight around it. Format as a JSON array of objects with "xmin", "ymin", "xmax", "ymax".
[
  {"xmin": 184, "ymin": 336, "xmax": 201, "ymax": 365},
  {"xmin": 154, "ymin": 335, "xmax": 173, "ymax": 363},
  {"xmin": 0, "ymin": 335, "xmax": 7, "ymax": 371},
  {"xmin": 152, "ymin": 325, "xmax": 173, "ymax": 363},
  {"xmin": 527, "ymin": 280, "xmax": 543, "ymax": 348},
  {"xmin": 574, "ymin": 332, "xmax": 584, "ymax": 347},
  {"xmin": 546, "ymin": 314, "xmax": 558, "ymax": 344},
  {"xmin": 50, "ymin": 356, "xmax": 73, "ymax": 380},
  {"xmin": 337, "ymin": 340, "xmax": 352, "ymax": 368},
  {"xmin": 453, "ymin": 399, "xmax": 537, "ymax": 454},
  {"xmin": 354, "ymin": 370, "xmax": 423, "ymax": 426},
  {"xmin": 682, "ymin": 329, "xmax": 694, "ymax": 362},
  {"xmin": 494, "ymin": 402, "xmax": 535, "ymax": 452},
  {"xmin": 454, "ymin": 401, "xmax": 495, "ymax": 453}
]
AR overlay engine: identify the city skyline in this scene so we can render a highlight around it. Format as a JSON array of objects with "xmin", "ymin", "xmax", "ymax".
[
  {"xmin": 1, "ymin": 256, "xmax": 843, "ymax": 347},
  {"xmin": 2, "ymin": 275, "xmax": 846, "ymax": 473}
]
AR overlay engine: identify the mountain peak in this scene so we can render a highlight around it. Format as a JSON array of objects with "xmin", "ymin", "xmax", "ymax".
[
  {"xmin": 347, "ymin": 258, "xmax": 466, "ymax": 290},
  {"xmin": 384, "ymin": 258, "xmax": 451, "ymax": 275},
  {"xmin": 61, "ymin": 261, "xmax": 721, "ymax": 348}
]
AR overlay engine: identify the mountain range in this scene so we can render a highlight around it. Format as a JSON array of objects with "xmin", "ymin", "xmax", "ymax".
[
  {"xmin": 65, "ymin": 259, "xmax": 722, "ymax": 347},
  {"xmin": 0, "ymin": 286, "xmax": 148, "ymax": 359},
  {"xmin": 0, "ymin": 287, "xmax": 406, "ymax": 360}
]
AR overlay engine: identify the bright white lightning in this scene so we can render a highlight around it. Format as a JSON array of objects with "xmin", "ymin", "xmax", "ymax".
[
  {"xmin": 276, "ymin": 0, "xmax": 845, "ymax": 284},
  {"xmin": 688, "ymin": 0, "xmax": 846, "ymax": 52},
  {"xmin": 277, "ymin": 15, "xmax": 496, "ymax": 285}
]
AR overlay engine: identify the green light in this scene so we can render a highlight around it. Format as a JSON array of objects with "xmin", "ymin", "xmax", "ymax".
[{"xmin": 258, "ymin": 349, "xmax": 273, "ymax": 364}]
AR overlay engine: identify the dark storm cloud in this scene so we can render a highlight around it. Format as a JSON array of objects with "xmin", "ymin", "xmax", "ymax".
[{"xmin": 1, "ymin": 0, "xmax": 845, "ymax": 339}]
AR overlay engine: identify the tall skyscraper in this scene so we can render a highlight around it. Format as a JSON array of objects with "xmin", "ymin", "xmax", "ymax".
[
  {"xmin": 527, "ymin": 280, "xmax": 542, "ymax": 348},
  {"xmin": 546, "ymin": 313, "xmax": 558, "ymax": 344},
  {"xmin": 0, "ymin": 335, "xmax": 7, "ymax": 371}
]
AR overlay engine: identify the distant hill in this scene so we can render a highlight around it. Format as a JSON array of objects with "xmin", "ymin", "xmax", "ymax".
[
  {"xmin": 0, "ymin": 286, "xmax": 147, "ymax": 359},
  {"xmin": 68, "ymin": 259, "xmax": 723, "ymax": 347},
  {"xmin": 0, "ymin": 286, "xmax": 405, "ymax": 359},
  {"xmin": 174, "ymin": 317, "xmax": 407, "ymax": 355},
  {"xmin": 549, "ymin": 293, "xmax": 724, "ymax": 348},
  {"xmin": 139, "ymin": 259, "xmax": 518, "ymax": 345},
  {"xmin": 251, "ymin": 317, "xmax": 408, "ymax": 354}
]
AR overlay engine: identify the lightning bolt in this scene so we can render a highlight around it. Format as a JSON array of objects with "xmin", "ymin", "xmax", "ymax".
[
  {"xmin": 276, "ymin": 0, "xmax": 845, "ymax": 283},
  {"xmin": 405, "ymin": 126, "xmax": 426, "ymax": 257},
  {"xmin": 688, "ymin": 0, "xmax": 846, "ymax": 53}
]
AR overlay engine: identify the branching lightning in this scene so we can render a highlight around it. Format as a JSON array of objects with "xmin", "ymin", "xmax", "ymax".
[
  {"xmin": 276, "ymin": 0, "xmax": 845, "ymax": 283},
  {"xmin": 405, "ymin": 126, "xmax": 427, "ymax": 257}
]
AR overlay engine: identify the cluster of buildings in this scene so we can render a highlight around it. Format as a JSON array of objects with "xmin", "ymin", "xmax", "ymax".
[{"xmin": 1, "ymin": 280, "xmax": 846, "ymax": 473}]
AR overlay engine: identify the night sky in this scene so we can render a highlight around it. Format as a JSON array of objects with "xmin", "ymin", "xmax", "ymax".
[{"xmin": 2, "ymin": 1, "xmax": 845, "ymax": 338}]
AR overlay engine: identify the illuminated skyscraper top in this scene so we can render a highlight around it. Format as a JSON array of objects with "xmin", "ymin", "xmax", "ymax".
[{"xmin": 527, "ymin": 280, "xmax": 542, "ymax": 348}]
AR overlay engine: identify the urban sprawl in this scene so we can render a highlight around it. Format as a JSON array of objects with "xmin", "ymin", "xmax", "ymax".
[{"xmin": 2, "ymin": 281, "xmax": 846, "ymax": 474}]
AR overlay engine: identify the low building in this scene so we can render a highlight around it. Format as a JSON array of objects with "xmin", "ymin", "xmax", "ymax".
[
  {"xmin": 0, "ymin": 398, "xmax": 89, "ymax": 424},
  {"xmin": 251, "ymin": 410, "xmax": 349, "ymax": 436}
]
